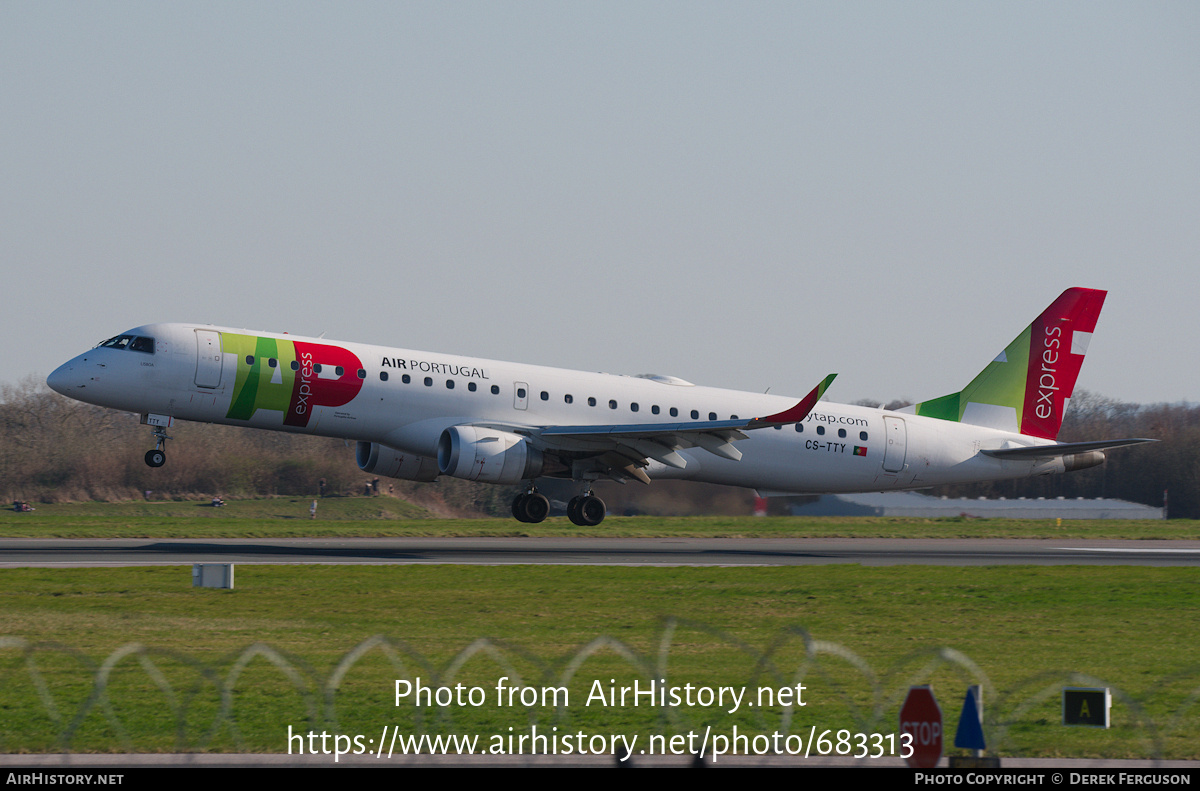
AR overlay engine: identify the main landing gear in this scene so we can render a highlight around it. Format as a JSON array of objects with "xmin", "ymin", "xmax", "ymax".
[
  {"xmin": 566, "ymin": 493, "xmax": 606, "ymax": 526},
  {"xmin": 510, "ymin": 486, "xmax": 607, "ymax": 526},
  {"xmin": 144, "ymin": 425, "xmax": 171, "ymax": 468},
  {"xmin": 512, "ymin": 489, "xmax": 550, "ymax": 523}
]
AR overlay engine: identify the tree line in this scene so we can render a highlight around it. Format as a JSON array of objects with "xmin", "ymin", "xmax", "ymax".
[
  {"xmin": 926, "ymin": 390, "xmax": 1187, "ymax": 516},
  {"xmin": 1, "ymin": 381, "xmax": 1191, "ymax": 517},
  {"xmin": 0, "ymin": 379, "xmax": 510, "ymax": 516}
]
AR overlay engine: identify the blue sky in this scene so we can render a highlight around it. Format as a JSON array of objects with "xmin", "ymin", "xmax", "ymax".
[{"xmin": 4, "ymin": 2, "xmax": 1197, "ymax": 405}]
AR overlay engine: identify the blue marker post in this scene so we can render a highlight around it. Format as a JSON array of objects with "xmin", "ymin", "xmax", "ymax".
[{"xmin": 949, "ymin": 685, "xmax": 999, "ymax": 768}]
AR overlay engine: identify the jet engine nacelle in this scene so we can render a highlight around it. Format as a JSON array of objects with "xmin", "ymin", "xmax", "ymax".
[
  {"xmin": 1063, "ymin": 450, "xmax": 1106, "ymax": 472},
  {"xmin": 437, "ymin": 426, "xmax": 544, "ymax": 484},
  {"xmin": 355, "ymin": 441, "xmax": 440, "ymax": 482},
  {"xmin": 1031, "ymin": 450, "xmax": 1107, "ymax": 476}
]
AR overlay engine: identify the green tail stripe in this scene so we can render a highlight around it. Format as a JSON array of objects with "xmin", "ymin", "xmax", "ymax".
[
  {"xmin": 913, "ymin": 392, "xmax": 960, "ymax": 422},
  {"xmin": 913, "ymin": 324, "xmax": 1031, "ymax": 426},
  {"xmin": 956, "ymin": 325, "xmax": 1031, "ymax": 422}
]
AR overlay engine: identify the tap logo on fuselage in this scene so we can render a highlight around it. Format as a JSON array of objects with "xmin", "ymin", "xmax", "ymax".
[{"xmin": 222, "ymin": 333, "xmax": 364, "ymax": 427}]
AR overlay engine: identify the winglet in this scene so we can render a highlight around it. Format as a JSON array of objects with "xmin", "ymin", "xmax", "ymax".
[{"xmin": 748, "ymin": 373, "xmax": 837, "ymax": 427}]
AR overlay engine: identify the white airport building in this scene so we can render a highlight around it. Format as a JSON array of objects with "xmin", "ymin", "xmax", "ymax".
[{"xmin": 789, "ymin": 492, "xmax": 1164, "ymax": 519}]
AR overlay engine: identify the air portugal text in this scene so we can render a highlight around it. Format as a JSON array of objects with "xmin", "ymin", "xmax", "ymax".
[{"xmin": 381, "ymin": 357, "xmax": 490, "ymax": 380}]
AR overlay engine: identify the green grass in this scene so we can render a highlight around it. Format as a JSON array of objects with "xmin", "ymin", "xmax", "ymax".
[
  {"xmin": 2, "ymin": 499, "xmax": 1197, "ymax": 538},
  {"xmin": 1, "ymin": 564, "xmax": 1197, "ymax": 759}
]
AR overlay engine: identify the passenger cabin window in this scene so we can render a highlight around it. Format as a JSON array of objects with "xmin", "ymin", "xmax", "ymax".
[
  {"xmin": 446, "ymin": 379, "xmax": 454, "ymax": 389},
  {"xmin": 268, "ymin": 358, "xmax": 278, "ymax": 368},
  {"xmin": 588, "ymin": 397, "xmax": 597, "ymax": 407},
  {"xmin": 651, "ymin": 405, "xmax": 659, "ymax": 415},
  {"xmin": 631, "ymin": 403, "xmax": 639, "ymax": 412},
  {"xmin": 335, "ymin": 366, "xmax": 344, "ymax": 377},
  {"xmin": 609, "ymin": 400, "xmax": 618, "ymax": 410},
  {"xmin": 517, "ymin": 387, "xmax": 526, "ymax": 399},
  {"xmin": 291, "ymin": 360, "xmax": 299, "ymax": 371},
  {"xmin": 670, "ymin": 407, "xmax": 678, "ymax": 417},
  {"xmin": 690, "ymin": 410, "xmax": 699, "ymax": 419},
  {"xmin": 468, "ymin": 382, "xmax": 477, "ymax": 392},
  {"xmin": 314, "ymin": 364, "xmax": 322, "ymax": 373},
  {"xmin": 357, "ymin": 369, "xmax": 366, "ymax": 379},
  {"xmin": 860, "ymin": 431, "xmax": 868, "ymax": 441},
  {"xmin": 403, "ymin": 374, "xmax": 411, "ymax": 384},
  {"xmin": 490, "ymin": 385, "xmax": 500, "ymax": 395},
  {"xmin": 795, "ymin": 424, "xmax": 804, "ymax": 432},
  {"xmin": 424, "ymin": 377, "xmax": 432, "ymax": 386},
  {"xmin": 816, "ymin": 426, "xmax": 825, "ymax": 435},
  {"xmin": 838, "ymin": 428, "xmax": 846, "ymax": 438},
  {"xmin": 246, "ymin": 355, "xmax": 255, "ymax": 365},
  {"xmin": 380, "ymin": 371, "xmax": 389, "ymax": 382},
  {"xmin": 564, "ymin": 394, "xmax": 573, "ymax": 404},
  {"xmin": 708, "ymin": 412, "xmax": 717, "ymax": 421},
  {"xmin": 540, "ymin": 391, "xmax": 549, "ymax": 401}
]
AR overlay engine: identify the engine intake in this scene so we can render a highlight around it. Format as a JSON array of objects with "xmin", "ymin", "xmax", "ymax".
[
  {"xmin": 437, "ymin": 426, "xmax": 544, "ymax": 484},
  {"xmin": 355, "ymin": 442, "xmax": 440, "ymax": 481}
]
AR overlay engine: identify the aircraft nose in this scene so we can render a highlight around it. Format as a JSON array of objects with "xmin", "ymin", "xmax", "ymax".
[{"xmin": 46, "ymin": 361, "xmax": 82, "ymax": 396}]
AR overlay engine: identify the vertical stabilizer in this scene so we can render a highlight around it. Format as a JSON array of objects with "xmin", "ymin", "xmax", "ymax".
[{"xmin": 905, "ymin": 288, "xmax": 1106, "ymax": 439}]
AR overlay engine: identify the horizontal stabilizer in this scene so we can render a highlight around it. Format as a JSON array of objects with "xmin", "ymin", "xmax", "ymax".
[{"xmin": 980, "ymin": 438, "xmax": 1156, "ymax": 459}]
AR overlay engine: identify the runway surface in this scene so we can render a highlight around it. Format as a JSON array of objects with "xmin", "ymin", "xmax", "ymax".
[{"xmin": 1, "ymin": 537, "xmax": 1199, "ymax": 567}]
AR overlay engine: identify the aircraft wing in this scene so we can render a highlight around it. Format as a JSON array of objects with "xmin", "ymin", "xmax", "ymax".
[
  {"xmin": 524, "ymin": 374, "xmax": 837, "ymax": 482},
  {"xmin": 980, "ymin": 438, "xmax": 1157, "ymax": 459}
]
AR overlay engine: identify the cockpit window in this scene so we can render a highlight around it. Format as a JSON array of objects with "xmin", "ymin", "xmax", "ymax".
[
  {"xmin": 97, "ymin": 335, "xmax": 133, "ymax": 350},
  {"xmin": 129, "ymin": 336, "xmax": 155, "ymax": 353},
  {"xmin": 95, "ymin": 334, "xmax": 155, "ymax": 354}
]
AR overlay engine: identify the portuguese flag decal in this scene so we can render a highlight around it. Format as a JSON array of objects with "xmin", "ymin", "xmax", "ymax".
[{"xmin": 853, "ymin": 446, "xmax": 868, "ymax": 457}]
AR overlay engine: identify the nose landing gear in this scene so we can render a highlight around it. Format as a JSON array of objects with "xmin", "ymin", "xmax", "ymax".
[{"xmin": 145, "ymin": 425, "xmax": 171, "ymax": 468}]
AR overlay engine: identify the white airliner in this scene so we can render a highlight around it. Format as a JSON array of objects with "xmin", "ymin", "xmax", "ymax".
[{"xmin": 47, "ymin": 288, "xmax": 1151, "ymax": 525}]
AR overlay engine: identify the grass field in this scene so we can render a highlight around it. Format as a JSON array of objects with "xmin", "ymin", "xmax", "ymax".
[
  {"xmin": 0, "ymin": 502, "xmax": 1197, "ymax": 761},
  {"xmin": 2, "ymin": 497, "xmax": 1197, "ymax": 539}
]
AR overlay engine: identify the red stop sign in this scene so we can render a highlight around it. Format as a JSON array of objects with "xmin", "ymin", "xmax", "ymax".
[{"xmin": 900, "ymin": 685, "xmax": 943, "ymax": 768}]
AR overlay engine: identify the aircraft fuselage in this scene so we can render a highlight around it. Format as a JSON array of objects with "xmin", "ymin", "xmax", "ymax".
[{"xmin": 47, "ymin": 322, "xmax": 1068, "ymax": 501}]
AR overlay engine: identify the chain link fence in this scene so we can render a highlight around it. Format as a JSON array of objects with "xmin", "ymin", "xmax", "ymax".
[{"xmin": 2, "ymin": 620, "xmax": 1197, "ymax": 759}]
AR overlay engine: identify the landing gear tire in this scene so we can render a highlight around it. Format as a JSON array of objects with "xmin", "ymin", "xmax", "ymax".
[
  {"xmin": 512, "ymin": 492, "xmax": 549, "ymax": 524},
  {"xmin": 568, "ymin": 495, "xmax": 605, "ymax": 526},
  {"xmin": 512, "ymin": 494, "xmax": 529, "ymax": 522},
  {"xmin": 146, "ymin": 423, "xmax": 172, "ymax": 468},
  {"xmin": 522, "ymin": 493, "xmax": 550, "ymax": 523}
]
